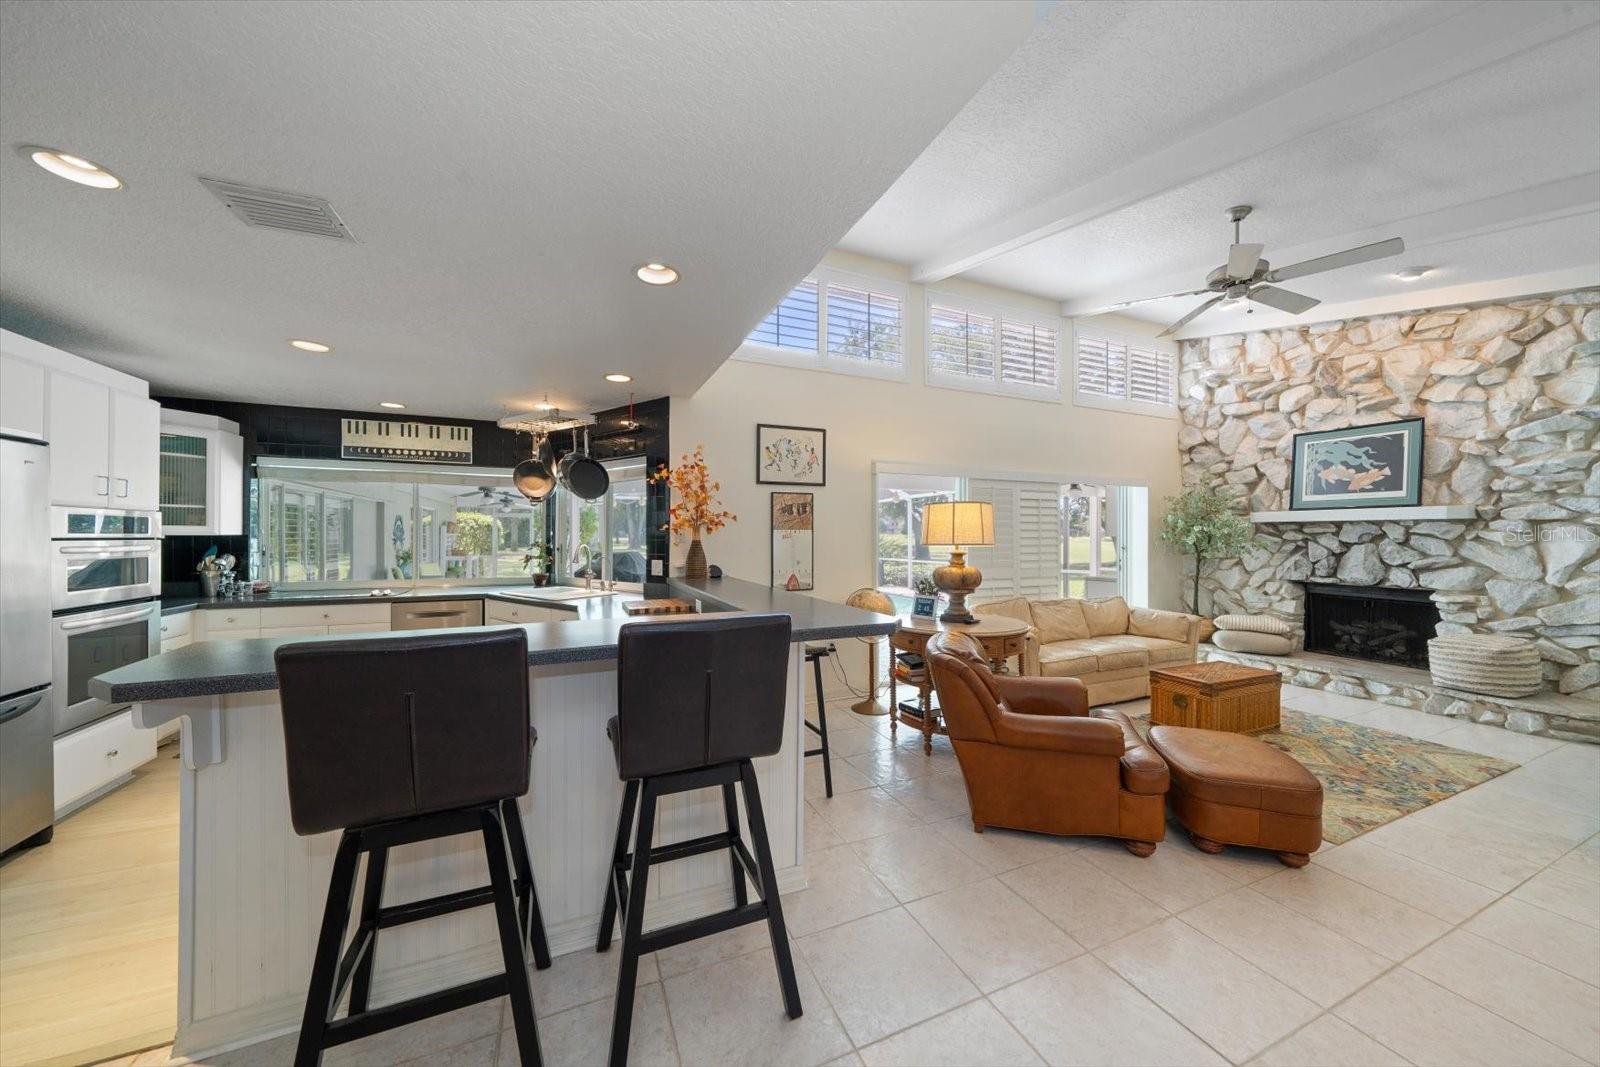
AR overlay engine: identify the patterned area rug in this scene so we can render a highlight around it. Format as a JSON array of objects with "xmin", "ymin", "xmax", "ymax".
[{"xmin": 1130, "ymin": 707, "xmax": 1518, "ymax": 844}]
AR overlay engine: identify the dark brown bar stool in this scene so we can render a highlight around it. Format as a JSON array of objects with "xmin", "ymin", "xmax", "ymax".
[
  {"xmin": 597, "ymin": 615, "xmax": 802, "ymax": 1067},
  {"xmin": 275, "ymin": 629, "xmax": 551, "ymax": 1067},
  {"xmin": 804, "ymin": 643, "xmax": 836, "ymax": 797}
]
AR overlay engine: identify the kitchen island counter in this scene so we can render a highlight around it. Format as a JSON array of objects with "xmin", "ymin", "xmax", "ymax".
[
  {"xmin": 92, "ymin": 576, "xmax": 895, "ymax": 1060},
  {"xmin": 101, "ymin": 577, "xmax": 894, "ymax": 703}
]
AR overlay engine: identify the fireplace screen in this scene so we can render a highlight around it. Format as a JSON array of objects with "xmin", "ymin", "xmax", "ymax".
[{"xmin": 1302, "ymin": 583, "xmax": 1440, "ymax": 669}]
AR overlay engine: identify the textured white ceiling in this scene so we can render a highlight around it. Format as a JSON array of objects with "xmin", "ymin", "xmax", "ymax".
[
  {"xmin": 0, "ymin": 0, "xmax": 1033, "ymax": 417},
  {"xmin": 841, "ymin": 0, "xmax": 1600, "ymax": 333}
]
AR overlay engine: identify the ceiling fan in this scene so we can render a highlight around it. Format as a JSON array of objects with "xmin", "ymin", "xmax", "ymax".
[{"xmin": 1095, "ymin": 206, "xmax": 1405, "ymax": 337}]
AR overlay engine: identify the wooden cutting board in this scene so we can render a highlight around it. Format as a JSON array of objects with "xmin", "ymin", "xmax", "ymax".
[{"xmin": 623, "ymin": 598, "xmax": 697, "ymax": 616}]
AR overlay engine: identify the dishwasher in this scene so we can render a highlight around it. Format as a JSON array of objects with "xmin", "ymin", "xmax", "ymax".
[{"xmin": 390, "ymin": 599, "xmax": 484, "ymax": 630}]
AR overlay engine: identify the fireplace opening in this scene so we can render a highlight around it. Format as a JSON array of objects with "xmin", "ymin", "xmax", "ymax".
[{"xmin": 1301, "ymin": 582, "xmax": 1440, "ymax": 670}]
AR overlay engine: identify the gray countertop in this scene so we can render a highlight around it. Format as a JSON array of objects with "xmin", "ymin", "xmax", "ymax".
[
  {"xmin": 95, "ymin": 576, "xmax": 897, "ymax": 703},
  {"xmin": 160, "ymin": 583, "xmax": 606, "ymax": 616}
]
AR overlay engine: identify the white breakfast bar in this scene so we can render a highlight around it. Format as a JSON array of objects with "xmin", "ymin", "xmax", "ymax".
[{"xmin": 89, "ymin": 578, "xmax": 897, "ymax": 1060}]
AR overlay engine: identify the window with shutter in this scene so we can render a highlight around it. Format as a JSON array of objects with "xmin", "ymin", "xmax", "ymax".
[
  {"xmin": 1073, "ymin": 329, "xmax": 1176, "ymax": 415},
  {"xmin": 999, "ymin": 319, "xmax": 1059, "ymax": 392},
  {"xmin": 746, "ymin": 279, "xmax": 819, "ymax": 353},
  {"xmin": 928, "ymin": 303, "xmax": 996, "ymax": 382},
  {"xmin": 965, "ymin": 478, "xmax": 1062, "ymax": 600},
  {"xmin": 826, "ymin": 282, "xmax": 902, "ymax": 368}
]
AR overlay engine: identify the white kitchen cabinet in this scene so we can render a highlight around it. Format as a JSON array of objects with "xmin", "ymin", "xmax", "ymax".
[
  {"xmin": 159, "ymin": 410, "xmax": 245, "ymax": 535},
  {"xmin": 111, "ymin": 393, "xmax": 161, "ymax": 510},
  {"xmin": 45, "ymin": 372, "xmax": 160, "ymax": 509},
  {"xmin": 54, "ymin": 709, "xmax": 158, "ymax": 816},
  {"xmin": 260, "ymin": 624, "xmax": 330, "ymax": 639},
  {"xmin": 158, "ymin": 612, "xmax": 193, "ymax": 651},
  {"xmin": 47, "ymin": 372, "xmax": 113, "ymax": 505},
  {"xmin": 0, "ymin": 352, "xmax": 46, "ymax": 440},
  {"xmin": 484, "ymin": 600, "xmax": 570, "ymax": 625}
]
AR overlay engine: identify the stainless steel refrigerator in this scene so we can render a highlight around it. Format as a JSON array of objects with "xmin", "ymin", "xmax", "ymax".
[{"xmin": 1, "ymin": 436, "xmax": 54, "ymax": 853}]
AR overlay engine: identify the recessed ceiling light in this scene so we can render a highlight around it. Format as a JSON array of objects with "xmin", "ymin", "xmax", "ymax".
[
  {"xmin": 379, "ymin": 401, "xmax": 405, "ymax": 410},
  {"xmin": 24, "ymin": 146, "xmax": 122, "ymax": 189},
  {"xmin": 1392, "ymin": 266, "xmax": 1433, "ymax": 281},
  {"xmin": 604, "ymin": 373, "xmax": 633, "ymax": 383},
  {"xmin": 635, "ymin": 262, "xmax": 679, "ymax": 286},
  {"xmin": 289, "ymin": 339, "xmax": 332, "ymax": 353}
]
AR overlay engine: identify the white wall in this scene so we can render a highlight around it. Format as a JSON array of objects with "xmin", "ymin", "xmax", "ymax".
[{"xmin": 668, "ymin": 251, "xmax": 1185, "ymax": 697}]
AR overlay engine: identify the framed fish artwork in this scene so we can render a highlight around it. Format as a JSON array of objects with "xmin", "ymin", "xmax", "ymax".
[{"xmin": 1289, "ymin": 417, "xmax": 1424, "ymax": 510}]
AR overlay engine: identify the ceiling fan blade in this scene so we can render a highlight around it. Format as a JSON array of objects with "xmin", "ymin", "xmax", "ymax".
[
  {"xmin": 1157, "ymin": 295, "xmax": 1226, "ymax": 337},
  {"xmin": 1081, "ymin": 288, "xmax": 1214, "ymax": 314},
  {"xmin": 1248, "ymin": 285, "xmax": 1321, "ymax": 314},
  {"xmin": 1227, "ymin": 242, "xmax": 1264, "ymax": 281},
  {"xmin": 1267, "ymin": 237, "xmax": 1405, "ymax": 283}
]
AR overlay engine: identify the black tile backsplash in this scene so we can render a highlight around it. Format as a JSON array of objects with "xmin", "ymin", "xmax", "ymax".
[{"xmin": 163, "ymin": 534, "xmax": 249, "ymax": 596}]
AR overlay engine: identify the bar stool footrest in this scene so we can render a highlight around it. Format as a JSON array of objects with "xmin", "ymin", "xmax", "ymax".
[{"xmin": 322, "ymin": 973, "xmax": 508, "ymax": 1048}]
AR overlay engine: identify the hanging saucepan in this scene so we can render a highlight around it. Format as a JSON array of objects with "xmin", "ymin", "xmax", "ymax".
[
  {"xmin": 512, "ymin": 432, "xmax": 556, "ymax": 502},
  {"xmin": 560, "ymin": 426, "xmax": 610, "ymax": 500}
]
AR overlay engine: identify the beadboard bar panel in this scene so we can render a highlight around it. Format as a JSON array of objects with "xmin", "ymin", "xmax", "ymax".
[{"xmin": 173, "ymin": 651, "xmax": 804, "ymax": 1059}]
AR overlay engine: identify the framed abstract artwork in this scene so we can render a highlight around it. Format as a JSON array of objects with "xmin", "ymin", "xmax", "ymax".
[
  {"xmin": 756, "ymin": 424, "xmax": 826, "ymax": 485},
  {"xmin": 770, "ymin": 491, "xmax": 814, "ymax": 591},
  {"xmin": 1289, "ymin": 417, "xmax": 1424, "ymax": 510}
]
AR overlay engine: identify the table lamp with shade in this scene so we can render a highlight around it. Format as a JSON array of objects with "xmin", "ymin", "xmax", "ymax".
[{"xmin": 920, "ymin": 500, "xmax": 995, "ymax": 624}]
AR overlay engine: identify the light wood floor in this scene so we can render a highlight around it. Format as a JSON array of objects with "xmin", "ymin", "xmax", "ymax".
[{"xmin": 0, "ymin": 746, "xmax": 180, "ymax": 1067}]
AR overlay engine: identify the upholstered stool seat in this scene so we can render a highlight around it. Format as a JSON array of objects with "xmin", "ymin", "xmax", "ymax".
[{"xmin": 1148, "ymin": 724, "xmax": 1322, "ymax": 867}]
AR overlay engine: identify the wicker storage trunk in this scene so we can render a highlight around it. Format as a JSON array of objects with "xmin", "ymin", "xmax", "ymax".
[{"xmin": 1149, "ymin": 661, "xmax": 1282, "ymax": 734}]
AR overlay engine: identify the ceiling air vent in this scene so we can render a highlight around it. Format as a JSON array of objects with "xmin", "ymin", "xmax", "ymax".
[{"xmin": 198, "ymin": 177, "xmax": 355, "ymax": 241}]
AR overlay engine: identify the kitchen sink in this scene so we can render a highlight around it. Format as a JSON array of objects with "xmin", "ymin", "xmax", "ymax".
[{"xmin": 503, "ymin": 587, "xmax": 617, "ymax": 602}]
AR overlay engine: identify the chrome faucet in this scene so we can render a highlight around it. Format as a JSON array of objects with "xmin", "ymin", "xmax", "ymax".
[{"xmin": 575, "ymin": 543, "xmax": 594, "ymax": 592}]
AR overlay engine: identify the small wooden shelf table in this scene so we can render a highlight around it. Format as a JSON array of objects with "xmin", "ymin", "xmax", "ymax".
[{"xmin": 889, "ymin": 615, "xmax": 1032, "ymax": 754}]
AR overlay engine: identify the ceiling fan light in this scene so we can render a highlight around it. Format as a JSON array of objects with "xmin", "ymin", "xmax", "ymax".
[{"xmin": 1392, "ymin": 266, "xmax": 1433, "ymax": 281}]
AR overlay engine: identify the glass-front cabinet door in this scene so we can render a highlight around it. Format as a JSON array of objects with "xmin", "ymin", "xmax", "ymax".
[{"xmin": 159, "ymin": 432, "xmax": 209, "ymax": 531}]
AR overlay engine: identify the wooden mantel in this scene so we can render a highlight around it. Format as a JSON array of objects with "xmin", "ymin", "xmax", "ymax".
[{"xmin": 1249, "ymin": 505, "xmax": 1478, "ymax": 523}]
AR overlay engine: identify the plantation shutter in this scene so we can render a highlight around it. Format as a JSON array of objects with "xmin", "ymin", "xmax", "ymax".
[
  {"xmin": 928, "ymin": 303, "xmax": 996, "ymax": 381},
  {"xmin": 1075, "ymin": 334, "xmax": 1129, "ymax": 400},
  {"xmin": 964, "ymin": 478, "xmax": 1062, "ymax": 601},
  {"xmin": 826, "ymin": 282, "xmax": 903, "ymax": 367},
  {"xmin": 746, "ymin": 278, "xmax": 820, "ymax": 353},
  {"xmin": 1074, "ymin": 331, "xmax": 1175, "ymax": 408},
  {"xmin": 1127, "ymin": 344, "xmax": 1176, "ymax": 405},
  {"xmin": 999, "ymin": 320, "xmax": 1059, "ymax": 390}
]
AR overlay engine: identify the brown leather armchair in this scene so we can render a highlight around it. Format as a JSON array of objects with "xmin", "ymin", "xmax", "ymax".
[{"xmin": 926, "ymin": 631, "xmax": 1168, "ymax": 856}]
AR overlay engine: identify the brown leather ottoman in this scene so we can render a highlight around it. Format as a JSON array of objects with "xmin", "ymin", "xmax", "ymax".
[{"xmin": 1147, "ymin": 725, "xmax": 1322, "ymax": 867}]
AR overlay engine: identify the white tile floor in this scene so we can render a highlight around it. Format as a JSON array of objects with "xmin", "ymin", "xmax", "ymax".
[{"xmin": 109, "ymin": 686, "xmax": 1600, "ymax": 1067}]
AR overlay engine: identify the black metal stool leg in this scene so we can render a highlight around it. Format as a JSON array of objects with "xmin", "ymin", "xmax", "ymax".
[
  {"xmin": 809, "ymin": 653, "xmax": 834, "ymax": 798},
  {"xmin": 740, "ymin": 760, "xmax": 802, "ymax": 1019},
  {"xmin": 608, "ymin": 781, "xmax": 657, "ymax": 1067},
  {"xmin": 721, "ymin": 782, "xmax": 748, "ymax": 906},
  {"xmin": 481, "ymin": 807, "xmax": 543, "ymax": 1067},
  {"xmin": 597, "ymin": 778, "xmax": 640, "ymax": 953},
  {"xmin": 295, "ymin": 831, "xmax": 363, "ymax": 1067},
  {"xmin": 500, "ymin": 799, "xmax": 551, "ymax": 970},
  {"xmin": 348, "ymin": 846, "xmax": 387, "ymax": 1015}
]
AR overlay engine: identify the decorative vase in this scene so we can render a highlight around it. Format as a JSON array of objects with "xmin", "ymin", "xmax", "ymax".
[{"xmin": 685, "ymin": 530, "xmax": 709, "ymax": 581}]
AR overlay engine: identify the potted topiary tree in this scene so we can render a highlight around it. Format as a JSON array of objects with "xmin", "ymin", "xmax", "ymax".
[{"xmin": 1159, "ymin": 484, "xmax": 1256, "ymax": 615}]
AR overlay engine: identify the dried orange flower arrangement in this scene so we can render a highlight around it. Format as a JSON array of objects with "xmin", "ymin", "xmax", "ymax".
[{"xmin": 650, "ymin": 445, "xmax": 736, "ymax": 580}]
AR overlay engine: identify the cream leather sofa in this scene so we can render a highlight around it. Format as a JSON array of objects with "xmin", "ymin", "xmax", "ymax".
[{"xmin": 972, "ymin": 595, "xmax": 1201, "ymax": 705}]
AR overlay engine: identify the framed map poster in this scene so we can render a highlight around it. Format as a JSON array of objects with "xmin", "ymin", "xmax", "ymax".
[
  {"xmin": 771, "ymin": 492, "xmax": 814, "ymax": 591},
  {"xmin": 756, "ymin": 424, "xmax": 826, "ymax": 485},
  {"xmin": 1290, "ymin": 417, "xmax": 1424, "ymax": 510}
]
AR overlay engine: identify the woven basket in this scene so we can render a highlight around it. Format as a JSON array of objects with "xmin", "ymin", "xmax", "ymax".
[
  {"xmin": 1150, "ymin": 662, "xmax": 1282, "ymax": 734},
  {"xmin": 1428, "ymin": 634, "xmax": 1542, "ymax": 698}
]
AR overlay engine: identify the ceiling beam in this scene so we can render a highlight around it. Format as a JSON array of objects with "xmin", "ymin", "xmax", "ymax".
[
  {"xmin": 909, "ymin": 0, "xmax": 1599, "ymax": 285},
  {"xmin": 1060, "ymin": 171, "xmax": 1600, "ymax": 317}
]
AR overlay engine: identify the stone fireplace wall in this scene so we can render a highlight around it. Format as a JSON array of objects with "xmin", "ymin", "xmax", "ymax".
[{"xmin": 1176, "ymin": 288, "xmax": 1600, "ymax": 706}]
